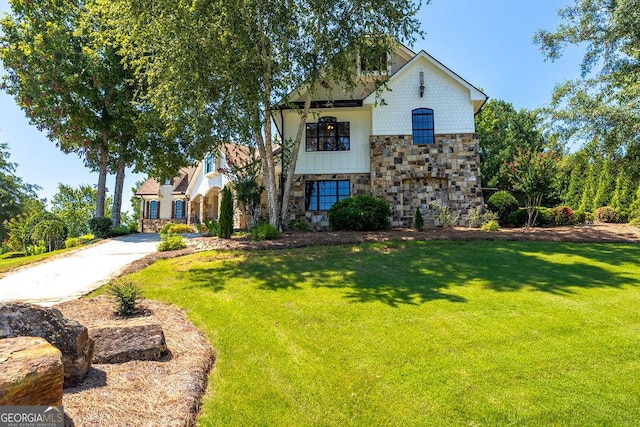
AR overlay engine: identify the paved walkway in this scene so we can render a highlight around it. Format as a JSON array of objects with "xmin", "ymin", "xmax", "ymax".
[{"xmin": 0, "ymin": 234, "xmax": 162, "ymax": 306}]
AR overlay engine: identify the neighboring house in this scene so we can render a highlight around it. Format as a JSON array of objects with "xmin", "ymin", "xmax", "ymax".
[
  {"xmin": 135, "ymin": 144, "xmax": 252, "ymax": 232},
  {"xmin": 274, "ymin": 42, "xmax": 488, "ymax": 228}
]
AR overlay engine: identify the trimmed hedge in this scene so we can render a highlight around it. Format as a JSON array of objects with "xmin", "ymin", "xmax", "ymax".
[
  {"xmin": 487, "ymin": 191, "xmax": 519, "ymax": 224},
  {"xmin": 328, "ymin": 195, "xmax": 390, "ymax": 231}
]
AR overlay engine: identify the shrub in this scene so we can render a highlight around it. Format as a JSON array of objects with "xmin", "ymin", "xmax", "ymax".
[
  {"xmin": 0, "ymin": 251, "xmax": 26, "ymax": 259},
  {"xmin": 481, "ymin": 220, "xmax": 500, "ymax": 231},
  {"xmin": 218, "ymin": 186, "xmax": 234, "ymax": 238},
  {"xmin": 630, "ymin": 214, "xmax": 640, "ymax": 227},
  {"xmin": 159, "ymin": 222, "xmax": 175, "ymax": 235},
  {"xmin": 251, "ymin": 222, "xmax": 281, "ymax": 241},
  {"xmin": 167, "ymin": 223, "xmax": 195, "ymax": 234},
  {"xmin": 487, "ymin": 191, "xmax": 519, "ymax": 224},
  {"xmin": 414, "ymin": 207, "xmax": 424, "ymax": 231},
  {"xmin": 429, "ymin": 201, "xmax": 460, "ymax": 228},
  {"xmin": 157, "ymin": 233, "xmax": 186, "ymax": 251},
  {"xmin": 551, "ymin": 206, "xmax": 574, "ymax": 226},
  {"xmin": 507, "ymin": 209, "xmax": 528, "ymax": 227},
  {"xmin": 65, "ymin": 237, "xmax": 81, "ymax": 248},
  {"xmin": 468, "ymin": 207, "xmax": 482, "ymax": 228},
  {"xmin": 109, "ymin": 280, "xmax": 143, "ymax": 317},
  {"xmin": 288, "ymin": 220, "xmax": 310, "ymax": 231},
  {"xmin": 88, "ymin": 217, "xmax": 112, "ymax": 238},
  {"xmin": 203, "ymin": 218, "xmax": 218, "ymax": 236},
  {"xmin": 79, "ymin": 233, "xmax": 95, "ymax": 243},
  {"xmin": 27, "ymin": 241, "xmax": 46, "ymax": 255},
  {"xmin": 536, "ymin": 207, "xmax": 554, "ymax": 226},
  {"xmin": 110, "ymin": 225, "xmax": 130, "ymax": 237},
  {"xmin": 328, "ymin": 195, "xmax": 391, "ymax": 231},
  {"xmin": 571, "ymin": 210, "xmax": 587, "ymax": 225},
  {"xmin": 595, "ymin": 206, "xmax": 618, "ymax": 223}
]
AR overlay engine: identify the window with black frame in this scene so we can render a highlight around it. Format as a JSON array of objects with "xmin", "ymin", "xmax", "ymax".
[
  {"xmin": 306, "ymin": 117, "xmax": 350, "ymax": 151},
  {"xmin": 412, "ymin": 108, "xmax": 435, "ymax": 144},
  {"xmin": 305, "ymin": 180, "xmax": 350, "ymax": 210}
]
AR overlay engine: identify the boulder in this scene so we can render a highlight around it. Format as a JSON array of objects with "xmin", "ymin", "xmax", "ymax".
[
  {"xmin": 89, "ymin": 318, "xmax": 169, "ymax": 364},
  {"xmin": 0, "ymin": 302, "xmax": 94, "ymax": 387},
  {"xmin": 0, "ymin": 336, "xmax": 64, "ymax": 405}
]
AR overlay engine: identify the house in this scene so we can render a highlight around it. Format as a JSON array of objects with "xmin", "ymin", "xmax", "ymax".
[
  {"xmin": 135, "ymin": 144, "xmax": 253, "ymax": 232},
  {"xmin": 274, "ymin": 43, "xmax": 488, "ymax": 228}
]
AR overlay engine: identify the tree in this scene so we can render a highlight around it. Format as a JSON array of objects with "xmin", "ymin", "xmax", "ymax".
[
  {"xmin": 104, "ymin": 0, "xmax": 423, "ymax": 229},
  {"xmin": 50, "ymin": 183, "xmax": 112, "ymax": 237},
  {"xmin": 475, "ymin": 99, "xmax": 549, "ymax": 189},
  {"xmin": 534, "ymin": 0, "xmax": 640, "ymax": 160},
  {"xmin": 218, "ymin": 186, "xmax": 234, "ymax": 239},
  {"xmin": 0, "ymin": 142, "xmax": 41, "ymax": 240},
  {"xmin": 219, "ymin": 149, "xmax": 264, "ymax": 229},
  {"xmin": 502, "ymin": 148, "xmax": 560, "ymax": 227}
]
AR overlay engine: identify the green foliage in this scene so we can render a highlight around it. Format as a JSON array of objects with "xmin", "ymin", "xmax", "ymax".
[
  {"xmin": 288, "ymin": 220, "xmax": 310, "ymax": 231},
  {"xmin": 508, "ymin": 209, "xmax": 529, "ymax": 228},
  {"xmin": 414, "ymin": 207, "xmax": 424, "ymax": 231},
  {"xmin": 467, "ymin": 207, "xmax": 483, "ymax": 228},
  {"xmin": 595, "ymin": 206, "xmax": 619, "ymax": 223},
  {"xmin": 328, "ymin": 195, "xmax": 391, "ymax": 231},
  {"xmin": 550, "ymin": 206, "xmax": 574, "ymax": 226},
  {"xmin": 157, "ymin": 234, "xmax": 187, "ymax": 252},
  {"xmin": 203, "ymin": 218, "xmax": 218, "ymax": 237},
  {"xmin": 108, "ymin": 280, "xmax": 143, "ymax": 317},
  {"xmin": 88, "ymin": 217, "xmax": 113, "ymax": 239},
  {"xmin": 4, "ymin": 209, "xmax": 61, "ymax": 253},
  {"xmin": 0, "ymin": 251, "xmax": 25, "ymax": 259},
  {"xmin": 251, "ymin": 222, "xmax": 281, "ymax": 241},
  {"xmin": 487, "ymin": 191, "xmax": 519, "ymax": 224},
  {"xmin": 219, "ymin": 148, "xmax": 264, "ymax": 228},
  {"xmin": 31, "ymin": 219, "xmax": 68, "ymax": 252},
  {"xmin": 218, "ymin": 186, "xmax": 234, "ymax": 239},
  {"xmin": 65, "ymin": 237, "xmax": 82, "ymax": 248},
  {"xmin": 164, "ymin": 223, "xmax": 195, "ymax": 234},
  {"xmin": 503, "ymin": 148, "xmax": 560, "ymax": 227},
  {"xmin": 536, "ymin": 207, "xmax": 554, "ymax": 226},
  {"xmin": 109, "ymin": 225, "xmax": 130, "ymax": 237},
  {"xmin": 481, "ymin": 220, "xmax": 500, "ymax": 231},
  {"xmin": 0, "ymin": 143, "xmax": 41, "ymax": 240},
  {"xmin": 51, "ymin": 184, "xmax": 111, "ymax": 237},
  {"xmin": 27, "ymin": 241, "xmax": 46, "ymax": 256},
  {"xmin": 159, "ymin": 222, "xmax": 175, "ymax": 235},
  {"xmin": 429, "ymin": 201, "xmax": 460, "ymax": 228}
]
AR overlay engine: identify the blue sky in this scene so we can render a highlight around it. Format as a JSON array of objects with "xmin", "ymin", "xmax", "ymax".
[{"xmin": 0, "ymin": 0, "xmax": 583, "ymax": 212}]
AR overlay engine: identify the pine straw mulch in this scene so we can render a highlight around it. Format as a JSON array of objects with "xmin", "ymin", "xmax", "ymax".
[{"xmin": 54, "ymin": 296, "xmax": 215, "ymax": 427}]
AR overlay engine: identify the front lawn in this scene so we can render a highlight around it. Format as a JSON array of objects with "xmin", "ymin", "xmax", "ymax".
[{"xmin": 125, "ymin": 240, "xmax": 640, "ymax": 426}]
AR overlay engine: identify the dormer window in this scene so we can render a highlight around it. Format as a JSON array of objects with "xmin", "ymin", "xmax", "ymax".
[
  {"xmin": 306, "ymin": 117, "xmax": 350, "ymax": 152},
  {"xmin": 358, "ymin": 45, "xmax": 390, "ymax": 76}
]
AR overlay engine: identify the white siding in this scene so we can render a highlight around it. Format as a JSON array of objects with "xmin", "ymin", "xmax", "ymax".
[
  {"xmin": 370, "ymin": 59, "xmax": 476, "ymax": 135},
  {"xmin": 283, "ymin": 108, "xmax": 372, "ymax": 174}
]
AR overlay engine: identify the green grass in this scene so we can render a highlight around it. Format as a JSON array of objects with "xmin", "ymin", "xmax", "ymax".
[
  {"xmin": 0, "ymin": 246, "xmax": 79, "ymax": 274},
  {"xmin": 123, "ymin": 240, "xmax": 640, "ymax": 426}
]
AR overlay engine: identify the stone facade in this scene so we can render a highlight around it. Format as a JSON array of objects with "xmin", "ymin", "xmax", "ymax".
[
  {"xmin": 288, "ymin": 133, "xmax": 483, "ymax": 230},
  {"xmin": 370, "ymin": 133, "xmax": 484, "ymax": 227},
  {"xmin": 287, "ymin": 173, "xmax": 371, "ymax": 229}
]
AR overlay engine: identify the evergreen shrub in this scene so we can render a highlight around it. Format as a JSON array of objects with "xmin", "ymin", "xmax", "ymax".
[
  {"xmin": 328, "ymin": 195, "xmax": 391, "ymax": 231},
  {"xmin": 595, "ymin": 206, "xmax": 618, "ymax": 223},
  {"xmin": 487, "ymin": 191, "xmax": 519, "ymax": 224},
  {"xmin": 88, "ymin": 217, "xmax": 113, "ymax": 238},
  {"xmin": 414, "ymin": 207, "xmax": 424, "ymax": 231},
  {"xmin": 157, "ymin": 234, "xmax": 186, "ymax": 251},
  {"xmin": 218, "ymin": 186, "xmax": 234, "ymax": 238},
  {"xmin": 109, "ymin": 280, "xmax": 143, "ymax": 317},
  {"xmin": 251, "ymin": 222, "xmax": 281, "ymax": 241}
]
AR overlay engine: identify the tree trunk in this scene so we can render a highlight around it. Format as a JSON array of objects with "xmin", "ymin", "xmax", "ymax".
[
  {"xmin": 111, "ymin": 156, "xmax": 126, "ymax": 227},
  {"xmin": 279, "ymin": 94, "xmax": 312, "ymax": 229},
  {"xmin": 95, "ymin": 139, "xmax": 109, "ymax": 219}
]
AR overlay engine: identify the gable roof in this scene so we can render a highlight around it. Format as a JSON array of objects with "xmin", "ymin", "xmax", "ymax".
[
  {"xmin": 135, "ymin": 166, "xmax": 197, "ymax": 196},
  {"xmin": 363, "ymin": 50, "xmax": 488, "ymax": 114}
]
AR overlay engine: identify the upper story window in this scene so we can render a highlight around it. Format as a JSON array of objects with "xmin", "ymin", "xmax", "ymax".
[
  {"xmin": 305, "ymin": 180, "xmax": 350, "ymax": 210},
  {"xmin": 412, "ymin": 108, "xmax": 435, "ymax": 144},
  {"xmin": 204, "ymin": 153, "xmax": 214, "ymax": 174},
  {"xmin": 358, "ymin": 45, "xmax": 390, "ymax": 76},
  {"xmin": 306, "ymin": 117, "xmax": 350, "ymax": 152},
  {"xmin": 149, "ymin": 200, "xmax": 159, "ymax": 219}
]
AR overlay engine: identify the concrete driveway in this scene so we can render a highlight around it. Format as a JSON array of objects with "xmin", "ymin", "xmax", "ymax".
[{"xmin": 0, "ymin": 233, "xmax": 162, "ymax": 306}]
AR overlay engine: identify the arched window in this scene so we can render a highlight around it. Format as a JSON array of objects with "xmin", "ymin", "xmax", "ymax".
[
  {"xmin": 174, "ymin": 200, "xmax": 185, "ymax": 219},
  {"xmin": 412, "ymin": 108, "xmax": 434, "ymax": 144},
  {"xmin": 149, "ymin": 200, "xmax": 159, "ymax": 219}
]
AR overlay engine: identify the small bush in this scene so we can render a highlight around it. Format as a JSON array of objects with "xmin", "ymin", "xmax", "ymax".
[
  {"xmin": 251, "ymin": 222, "xmax": 281, "ymax": 241},
  {"xmin": 88, "ymin": 217, "xmax": 112, "ymax": 238},
  {"xmin": 487, "ymin": 191, "xmax": 519, "ymax": 224},
  {"xmin": 595, "ymin": 206, "xmax": 618, "ymax": 223},
  {"xmin": 218, "ymin": 186, "xmax": 234, "ymax": 239},
  {"xmin": 468, "ymin": 207, "xmax": 482, "ymax": 228},
  {"xmin": 65, "ymin": 237, "xmax": 81, "ymax": 248},
  {"xmin": 128, "ymin": 221, "xmax": 138, "ymax": 233},
  {"xmin": 481, "ymin": 220, "xmax": 500, "ymax": 231},
  {"xmin": 0, "ymin": 251, "xmax": 26, "ymax": 259},
  {"xmin": 414, "ymin": 207, "xmax": 424, "ymax": 231},
  {"xmin": 328, "ymin": 195, "xmax": 391, "ymax": 231},
  {"xmin": 157, "ymin": 234, "xmax": 187, "ymax": 251},
  {"xmin": 79, "ymin": 233, "xmax": 95, "ymax": 243},
  {"xmin": 551, "ymin": 206, "xmax": 574, "ymax": 226},
  {"xmin": 289, "ymin": 220, "xmax": 310, "ymax": 231},
  {"xmin": 507, "ymin": 209, "xmax": 528, "ymax": 227},
  {"xmin": 629, "ymin": 214, "xmax": 640, "ymax": 227},
  {"xmin": 32, "ymin": 219, "xmax": 68, "ymax": 252},
  {"xmin": 110, "ymin": 225, "xmax": 130, "ymax": 237},
  {"xmin": 571, "ymin": 210, "xmax": 587, "ymax": 225},
  {"xmin": 159, "ymin": 222, "xmax": 175, "ymax": 235},
  {"xmin": 109, "ymin": 280, "xmax": 143, "ymax": 317},
  {"xmin": 429, "ymin": 201, "xmax": 460, "ymax": 228},
  {"xmin": 166, "ymin": 223, "xmax": 195, "ymax": 234},
  {"xmin": 203, "ymin": 218, "xmax": 218, "ymax": 236},
  {"xmin": 536, "ymin": 207, "xmax": 554, "ymax": 226},
  {"xmin": 27, "ymin": 241, "xmax": 46, "ymax": 255}
]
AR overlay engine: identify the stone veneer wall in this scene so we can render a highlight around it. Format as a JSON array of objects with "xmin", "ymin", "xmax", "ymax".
[
  {"xmin": 287, "ymin": 173, "xmax": 370, "ymax": 229},
  {"xmin": 370, "ymin": 133, "xmax": 484, "ymax": 227}
]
